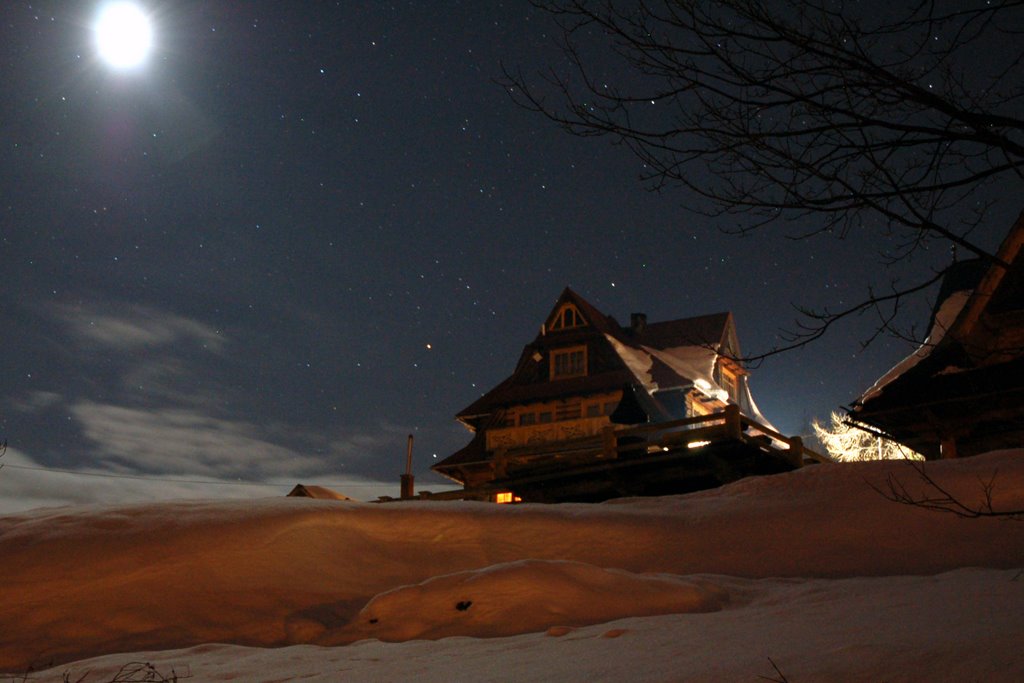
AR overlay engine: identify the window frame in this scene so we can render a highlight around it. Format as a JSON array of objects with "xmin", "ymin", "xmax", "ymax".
[
  {"xmin": 550, "ymin": 345, "xmax": 587, "ymax": 379},
  {"xmin": 549, "ymin": 304, "xmax": 586, "ymax": 331}
]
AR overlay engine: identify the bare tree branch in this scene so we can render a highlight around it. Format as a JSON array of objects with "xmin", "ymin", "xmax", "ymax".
[
  {"xmin": 759, "ymin": 657, "xmax": 792, "ymax": 683},
  {"xmin": 870, "ymin": 460, "xmax": 1024, "ymax": 519},
  {"xmin": 738, "ymin": 267, "xmax": 948, "ymax": 364},
  {"xmin": 506, "ymin": 0, "xmax": 1023, "ymax": 357}
]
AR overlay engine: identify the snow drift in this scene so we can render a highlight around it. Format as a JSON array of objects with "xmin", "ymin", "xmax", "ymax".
[
  {"xmin": 1, "ymin": 451, "xmax": 1022, "ymax": 681},
  {"xmin": 313, "ymin": 560, "xmax": 729, "ymax": 644}
]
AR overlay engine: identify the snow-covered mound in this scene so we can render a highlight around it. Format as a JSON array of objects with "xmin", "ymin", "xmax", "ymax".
[
  {"xmin": 313, "ymin": 560, "xmax": 729, "ymax": 644},
  {"xmin": 1, "ymin": 451, "xmax": 1022, "ymax": 681}
]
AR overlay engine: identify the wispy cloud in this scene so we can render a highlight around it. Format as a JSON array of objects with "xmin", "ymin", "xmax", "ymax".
[
  {"xmin": 1, "ymin": 301, "xmax": 421, "ymax": 514},
  {"xmin": 70, "ymin": 400, "xmax": 412, "ymax": 479},
  {"xmin": 118, "ymin": 355, "xmax": 231, "ymax": 409},
  {"xmin": 324, "ymin": 421, "xmax": 413, "ymax": 463},
  {"xmin": 71, "ymin": 401, "xmax": 325, "ymax": 479},
  {"xmin": 0, "ymin": 447, "xmax": 396, "ymax": 515},
  {"xmin": 8, "ymin": 390, "xmax": 63, "ymax": 414},
  {"xmin": 43, "ymin": 301, "xmax": 240, "ymax": 409},
  {"xmin": 54, "ymin": 303, "xmax": 227, "ymax": 353}
]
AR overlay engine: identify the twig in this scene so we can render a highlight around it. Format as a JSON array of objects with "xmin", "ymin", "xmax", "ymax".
[
  {"xmin": 758, "ymin": 657, "xmax": 791, "ymax": 683},
  {"xmin": 870, "ymin": 460, "xmax": 1024, "ymax": 519},
  {"xmin": 56, "ymin": 662, "xmax": 191, "ymax": 683}
]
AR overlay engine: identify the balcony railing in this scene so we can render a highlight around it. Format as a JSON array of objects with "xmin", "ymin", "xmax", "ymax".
[{"xmin": 489, "ymin": 405, "xmax": 830, "ymax": 478}]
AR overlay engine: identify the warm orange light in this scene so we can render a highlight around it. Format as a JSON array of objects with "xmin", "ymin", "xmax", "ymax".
[{"xmin": 495, "ymin": 492, "xmax": 520, "ymax": 504}]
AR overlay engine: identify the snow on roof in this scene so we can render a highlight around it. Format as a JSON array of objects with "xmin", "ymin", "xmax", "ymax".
[
  {"xmin": 736, "ymin": 384, "xmax": 778, "ymax": 434},
  {"xmin": 287, "ymin": 484, "xmax": 356, "ymax": 501},
  {"xmin": 642, "ymin": 343, "xmax": 722, "ymax": 398},
  {"xmin": 3, "ymin": 450, "xmax": 1023, "ymax": 679},
  {"xmin": 604, "ymin": 333, "xmax": 657, "ymax": 391},
  {"xmin": 606, "ymin": 335, "xmax": 767, "ymax": 426},
  {"xmin": 857, "ymin": 213, "xmax": 1024, "ymax": 411},
  {"xmin": 602, "ymin": 329, "xmax": 734, "ymax": 400},
  {"xmin": 856, "ymin": 289, "xmax": 972, "ymax": 406}
]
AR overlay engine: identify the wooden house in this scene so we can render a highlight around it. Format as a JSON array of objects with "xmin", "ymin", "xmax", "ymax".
[
  {"xmin": 431, "ymin": 288, "xmax": 825, "ymax": 503},
  {"xmin": 851, "ymin": 214, "xmax": 1024, "ymax": 459}
]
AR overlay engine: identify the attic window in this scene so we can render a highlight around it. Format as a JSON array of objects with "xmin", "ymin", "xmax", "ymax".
[
  {"xmin": 550, "ymin": 304, "xmax": 585, "ymax": 331},
  {"xmin": 719, "ymin": 371, "xmax": 738, "ymax": 402},
  {"xmin": 551, "ymin": 345, "xmax": 587, "ymax": 379}
]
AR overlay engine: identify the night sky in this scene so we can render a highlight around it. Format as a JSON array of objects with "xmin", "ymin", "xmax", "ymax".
[{"xmin": 1, "ymin": 1, "xmax": 1014, "ymax": 510}]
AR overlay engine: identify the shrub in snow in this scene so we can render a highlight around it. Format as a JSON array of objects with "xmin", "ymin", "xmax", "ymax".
[{"xmin": 812, "ymin": 412, "xmax": 923, "ymax": 461}]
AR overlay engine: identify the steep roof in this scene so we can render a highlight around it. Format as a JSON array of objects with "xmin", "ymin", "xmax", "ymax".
[
  {"xmin": 633, "ymin": 312, "xmax": 734, "ymax": 349},
  {"xmin": 852, "ymin": 212, "xmax": 1024, "ymax": 457},
  {"xmin": 855, "ymin": 212, "xmax": 1024, "ymax": 409},
  {"xmin": 454, "ymin": 287, "xmax": 735, "ymax": 424},
  {"xmin": 547, "ymin": 286, "xmax": 619, "ymax": 336}
]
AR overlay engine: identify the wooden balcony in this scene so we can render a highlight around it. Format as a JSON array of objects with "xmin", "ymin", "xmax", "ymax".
[
  {"xmin": 486, "ymin": 415, "xmax": 609, "ymax": 452},
  {"xmin": 478, "ymin": 406, "xmax": 829, "ymax": 503}
]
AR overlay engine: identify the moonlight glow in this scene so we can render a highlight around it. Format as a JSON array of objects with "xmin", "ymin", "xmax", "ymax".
[{"xmin": 94, "ymin": 2, "xmax": 153, "ymax": 69}]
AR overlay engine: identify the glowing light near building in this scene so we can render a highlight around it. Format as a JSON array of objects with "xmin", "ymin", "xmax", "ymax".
[{"xmin": 495, "ymin": 492, "xmax": 521, "ymax": 504}]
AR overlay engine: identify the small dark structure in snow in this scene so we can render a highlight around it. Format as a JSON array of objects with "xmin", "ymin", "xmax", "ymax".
[
  {"xmin": 287, "ymin": 484, "xmax": 355, "ymax": 501},
  {"xmin": 852, "ymin": 213, "xmax": 1024, "ymax": 459},
  {"xmin": 430, "ymin": 287, "xmax": 827, "ymax": 503}
]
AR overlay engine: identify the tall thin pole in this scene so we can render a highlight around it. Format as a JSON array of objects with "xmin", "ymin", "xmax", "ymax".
[{"xmin": 400, "ymin": 434, "xmax": 415, "ymax": 499}]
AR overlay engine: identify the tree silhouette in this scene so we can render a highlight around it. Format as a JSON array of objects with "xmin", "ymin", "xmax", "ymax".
[
  {"xmin": 505, "ymin": 0, "xmax": 1023, "ymax": 358},
  {"xmin": 872, "ymin": 459, "xmax": 1024, "ymax": 519}
]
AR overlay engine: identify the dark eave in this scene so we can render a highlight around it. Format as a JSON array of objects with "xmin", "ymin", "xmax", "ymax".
[{"xmin": 433, "ymin": 430, "xmax": 489, "ymax": 472}]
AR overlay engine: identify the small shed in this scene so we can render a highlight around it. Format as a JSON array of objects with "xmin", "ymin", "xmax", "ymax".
[{"xmin": 286, "ymin": 484, "xmax": 356, "ymax": 501}]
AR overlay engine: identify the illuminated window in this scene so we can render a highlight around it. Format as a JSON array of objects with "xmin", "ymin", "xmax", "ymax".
[
  {"xmin": 688, "ymin": 393, "xmax": 714, "ymax": 417},
  {"xmin": 495, "ymin": 492, "xmax": 521, "ymax": 504},
  {"xmin": 551, "ymin": 346, "xmax": 586, "ymax": 378},
  {"xmin": 550, "ymin": 304, "xmax": 585, "ymax": 331},
  {"xmin": 720, "ymin": 372, "xmax": 738, "ymax": 401},
  {"xmin": 715, "ymin": 359, "xmax": 741, "ymax": 402}
]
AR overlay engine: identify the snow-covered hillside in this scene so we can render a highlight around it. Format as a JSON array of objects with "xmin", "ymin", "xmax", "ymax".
[{"xmin": 2, "ymin": 451, "xmax": 1023, "ymax": 682}]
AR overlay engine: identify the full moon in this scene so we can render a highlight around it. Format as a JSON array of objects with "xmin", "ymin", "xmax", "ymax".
[{"xmin": 94, "ymin": 2, "xmax": 153, "ymax": 69}]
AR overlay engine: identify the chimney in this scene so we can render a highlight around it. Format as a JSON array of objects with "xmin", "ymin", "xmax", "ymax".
[
  {"xmin": 630, "ymin": 313, "xmax": 647, "ymax": 334},
  {"xmin": 400, "ymin": 434, "xmax": 415, "ymax": 499}
]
